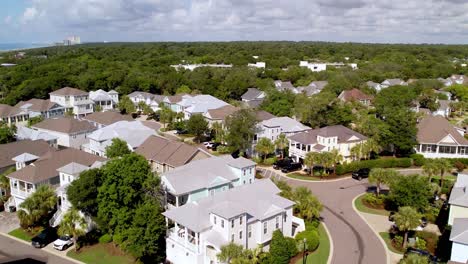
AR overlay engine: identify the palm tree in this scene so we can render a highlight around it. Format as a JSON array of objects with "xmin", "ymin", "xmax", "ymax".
[
  {"xmin": 350, "ymin": 144, "xmax": 363, "ymax": 161},
  {"xmin": 17, "ymin": 185, "xmax": 57, "ymax": 230},
  {"xmin": 293, "ymin": 187, "xmax": 323, "ymax": 221},
  {"xmin": 368, "ymin": 168, "xmax": 397, "ymax": 196},
  {"xmin": 321, "ymin": 152, "xmax": 335, "ymax": 178},
  {"xmin": 211, "ymin": 122, "xmax": 225, "ymax": 143},
  {"xmin": 393, "ymin": 206, "xmax": 421, "ymax": 249},
  {"xmin": 255, "ymin": 138, "xmax": 275, "ymax": 161},
  {"xmin": 217, "ymin": 242, "xmax": 245, "ymax": 263},
  {"xmin": 363, "ymin": 139, "xmax": 381, "ymax": 160},
  {"xmin": 329, "ymin": 149, "xmax": 343, "ymax": 175},
  {"xmin": 304, "ymin": 152, "xmax": 319, "ymax": 176},
  {"xmin": 422, "ymin": 161, "xmax": 438, "ymax": 183},
  {"xmin": 58, "ymin": 209, "xmax": 87, "ymax": 252},
  {"xmin": 0, "ymin": 168, "xmax": 13, "ymax": 197},
  {"xmin": 433, "ymin": 159, "xmax": 452, "ymax": 190},
  {"xmin": 274, "ymin": 134, "xmax": 289, "ymax": 159},
  {"xmin": 273, "ymin": 179, "xmax": 293, "ymax": 200}
]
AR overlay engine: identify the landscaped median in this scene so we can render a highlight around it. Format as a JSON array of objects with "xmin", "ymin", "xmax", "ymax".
[
  {"xmin": 354, "ymin": 193, "xmax": 389, "ymax": 216},
  {"xmin": 293, "ymin": 222, "xmax": 331, "ymax": 264},
  {"xmin": 8, "ymin": 227, "xmax": 41, "ymax": 242}
]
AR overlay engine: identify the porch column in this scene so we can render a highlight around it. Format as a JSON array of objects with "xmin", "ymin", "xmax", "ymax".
[
  {"xmin": 175, "ymin": 196, "xmax": 179, "ymax": 207},
  {"xmin": 196, "ymin": 232, "xmax": 199, "ymax": 253},
  {"xmin": 436, "ymin": 145, "xmax": 439, "ymax": 154},
  {"xmin": 184, "ymin": 227, "xmax": 188, "ymax": 248},
  {"xmin": 419, "ymin": 144, "xmax": 422, "ymax": 153}
]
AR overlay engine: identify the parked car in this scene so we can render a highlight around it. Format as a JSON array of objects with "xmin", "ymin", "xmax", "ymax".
[
  {"xmin": 388, "ymin": 211, "xmax": 396, "ymax": 222},
  {"xmin": 273, "ymin": 158, "xmax": 291, "ymax": 170},
  {"xmin": 203, "ymin": 142, "xmax": 214, "ymax": 149},
  {"xmin": 175, "ymin": 129, "xmax": 188, "ymax": 135},
  {"xmin": 281, "ymin": 162, "xmax": 302, "ymax": 173},
  {"xmin": 211, "ymin": 143, "xmax": 221, "ymax": 151},
  {"xmin": 352, "ymin": 168, "xmax": 370, "ymax": 180},
  {"xmin": 31, "ymin": 228, "xmax": 58, "ymax": 248},
  {"xmin": 404, "ymin": 247, "xmax": 437, "ymax": 263},
  {"xmin": 53, "ymin": 235, "xmax": 73, "ymax": 251}
]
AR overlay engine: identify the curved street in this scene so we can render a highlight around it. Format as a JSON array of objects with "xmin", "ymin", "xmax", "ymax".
[{"xmin": 259, "ymin": 168, "xmax": 388, "ymax": 264}]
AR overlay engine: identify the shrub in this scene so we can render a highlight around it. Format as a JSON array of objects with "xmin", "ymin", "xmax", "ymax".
[
  {"xmin": 423, "ymin": 206, "xmax": 440, "ymax": 223},
  {"xmin": 443, "ymin": 158, "xmax": 468, "ymax": 166},
  {"xmin": 335, "ymin": 158, "xmax": 412, "ymax": 175},
  {"xmin": 414, "ymin": 238, "xmax": 427, "ymax": 250},
  {"xmin": 392, "ymin": 235, "xmax": 404, "ymax": 250},
  {"xmin": 216, "ymin": 146, "xmax": 231, "ymax": 154},
  {"xmin": 99, "ymin": 234, "xmax": 112, "ymax": 244},
  {"xmin": 416, "ymin": 231, "xmax": 439, "ymax": 254},
  {"xmin": 263, "ymin": 157, "xmax": 277, "ymax": 166},
  {"xmin": 362, "ymin": 193, "xmax": 386, "ymax": 208},
  {"xmin": 295, "ymin": 229, "xmax": 320, "ymax": 252},
  {"xmin": 410, "ymin": 154, "xmax": 426, "ymax": 166},
  {"xmin": 454, "ymin": 161, "xmax": 466, "ymax": 172},
  {"xmin": 285, "ymin": 237, "xmax": 298, "ymax": 257},
  {"xmin": 252, "ymin": 156, "xmax": 262, "ymax": 164}
]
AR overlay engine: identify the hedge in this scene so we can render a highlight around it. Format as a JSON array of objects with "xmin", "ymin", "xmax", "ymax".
[
  {"xmin": 441, "ymin": 158, "xmax": 468, "ymax": 166},
  {"xmin": 335, "ymin": 158, "xmax": 412, "ymax": 175}
]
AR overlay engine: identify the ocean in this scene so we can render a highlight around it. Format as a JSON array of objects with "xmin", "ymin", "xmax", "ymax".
[{"xmin": 0, "ymin": 43, "xmax": 52, "ymax": 51}]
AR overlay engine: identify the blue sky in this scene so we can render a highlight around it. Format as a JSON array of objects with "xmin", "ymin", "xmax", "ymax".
[{"xmin": 1, "ymin": 0, "xmax": 468, "ymax": 44}]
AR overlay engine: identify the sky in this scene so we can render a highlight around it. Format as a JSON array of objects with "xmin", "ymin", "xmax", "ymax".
[{"xmin": 0, "ymin": 0, "xmax": 467, "ymax": 44}]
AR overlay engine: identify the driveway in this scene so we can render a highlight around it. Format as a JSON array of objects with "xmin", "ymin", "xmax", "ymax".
[
  {"xmin": 0, "ymin": 212, "xmax": 19, "ymax": 233},
  {"xmin": 272, "ymin": 171, "xmax": 387, "ymax": 264}
]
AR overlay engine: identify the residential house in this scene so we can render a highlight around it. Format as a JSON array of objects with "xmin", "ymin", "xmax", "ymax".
[
  {"xmin": 203, "ymin": 105, "xmax": 239, "ymax": 127},
  {"xmin": 299, "ymin": 61, "xmax": 327, "ymax": 72},
  {"xmin": 366, "ymin": 81, "xmax": 382, "ymax": 91},
  {"xmin": 32, "ymin": 117, "xmax": 96, "ymax": 149},
  {"xmin": 0, "ymin": 140, "xmax": 55, "ymax": 175},
  {"xmin": 5, "ymin": 148, "xmax": 105, "ymax": 210},
  {"xmin": 89, "ymin": 89, "xmax": 119, "ymax": 111},
  {"xmin": 247, "ymin": 62, "xmax": 266, "ymax": 69},
  {"xmin": 274, "ymin": 80, "xmax": 327, "ymax": 96},
  {"xmin": 15, "ymin": 99, "xmax": 65, "ymax": 119},
  {"xmin": 255, "ymin": 117, "xmax": 310, "ymax": 143},
  {"xmin": 135, "ymin": 135, "xmax": 211, "ymax": 173},
  {"xmin": 0, "ymin": 104, "xmax": 29, "ymax": 126},
  {"xmin": 437, "ymin": 77, "xmax": 453, "ymax": 87},
  {"xmin": 255, "ymin": 111, "xmax": 276, "ymax": 122},
  {"xmin": 448, "ymin": 75, "xmax": 467, "ymax": 85},
  {"xmin": 274, "ymin": 81, "xmax": 295, "ymax": 92},
  {"xmin": 433, "ymin": 100, "xmax": 451, "ymax": 118},
  {"xmin": 435, "ymin": 90, "xmax": 452, "ymax": 101},
  {"xmin": 49, "ymin": 87, "xmax": 94, "ymax": 116},
  {"xmin": 82, "ymin": 111, "xmax": 133, "ymax": 129},
  {"xmin": 163, "ymin": 179, "xmax": 305, "ymax": 264},
  {"xmin": 16, "ymin": 126, "xmax": 58, "ymax": 147},
  {"xmin": 161, "ymin": 155, "xmax": 256, "ymax": 208},
  {"xmin": 380, "ymin": 79, "xmax": 408, "ymax": 90},
  {"xmin": 415, "ymin": 116, "xmax": 468, "ymax": 158},
  {"xmin": 128, "ymin": 91, "xmax": 166, "ymax": 112},
  {"xmin": 170, "ymin": 64, "xmax": 233, "ymax": 71},
  {"xmin": 83, "ymin": 120, "xmax": 156, "ymax": 157},
  {"xmin": 288, "ymin": 125, "xmax": 368, "ymax": 163},
  {"xmin": 241, "ymin": 88, "xmax": 266, "ymax": 108},
  {"xmin": 338, "ymin": 88, "xmax": 374, "ymax": 106},
  {"xmin": 163, "ymin": 94, "xmax": 230, "ymax": 120},
  {"xmin": 449, "ymin": 218, "xmax": 468, "ymax": 264},
  {"xmin": 448, "ymin": 174, "xmax": 468, "ymax": 226}
]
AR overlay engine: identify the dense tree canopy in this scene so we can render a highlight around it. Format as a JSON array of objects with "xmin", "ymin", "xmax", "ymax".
[{"xmin": 105, "ymin": 138, "xmax": 131, "ymax": 158}]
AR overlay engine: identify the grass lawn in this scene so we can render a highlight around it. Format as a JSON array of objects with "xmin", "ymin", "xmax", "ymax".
[
  {"xmin": 354, "ymin": 194, "xmax": 390, "ymax": 216},
  {"xmin": 287, "ymin": 173, "xmax": 321, "ymax": 181},
  {"xmin": 8, "ymin": 227, "xmax": 40, "ymax": 242},
  {"xmin": 431, "ymin": 175, "xmax": 457, "ymax": 182},
  {"xmin": 295, "ymin": 223, "xmax": 331, "ymax": 264},
  {"xmin": 67, "ymin": 243, "xmax": 134, "ymax": 264},
  {"xmin": 379, "ymin": 232, "xmax": 405, "ymax": 254}
]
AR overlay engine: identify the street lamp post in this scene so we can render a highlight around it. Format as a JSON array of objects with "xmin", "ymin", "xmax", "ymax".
[{"xmin": 302, "ymin": 238, "xmax": 308, "ymax": 264}]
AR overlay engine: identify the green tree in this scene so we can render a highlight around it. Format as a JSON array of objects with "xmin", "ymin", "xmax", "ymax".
[
  {"xmin": 105, "ymin": 138, "xmax": 131, "ymax": 158},
  {"xmin": 159, "ymin": 105, "xmax": 175, "ymax": 129},
  {"xmin": 94, "ymin": 104, "xmax": 103, "ymax": 112},
  {"xmin": 118, "ymin": 95, "xmax": 136, "ymax": 114},
  {"xmin": 186, "ymin": 114, "xmax": 208, "ymax": 142},
  {"xmin": 422, "ymin": 161, "xmax": 439, "ymax": 183},
  {"xmin": 304, "ymin": 152, "xmax": 320, "ymax": 176},
  {"xmin": 27, "ymin": 116, "xmax": 44, "ymax": 127},
  {"xmin": 398, "ymin": 253, "xmax": 429, "ymax": 264},
  {"xmin": 270, "ymin": 230, "xmax": 293, "ymax": 264},
  {"xmin": 0, "ymin": 123, "xmax": 16, "ymax": 144},
  {"xmin": 217, "ymin": 242, "xmax": 246, "ymax": 264},
  {"xmin": 362, "ymin": 138, "xmax": 382, "ymax": 160},
  {"xmin": 330, "ymin": 149, "xmax": 343, "ymax": 174},
  {"xmin": 67, "ymin": 169, "xmax": 102, "ymax": 217},
  {"xmin": 225, "ymin": 109, "xmax": 258, "ymax": 155},
  {"xmin": 273, "ymin": 179, "xmax": 294, "ymax": 200},
  {"xmin": 211, "ymin": 121, "xmax": 226, "ymax": 143},
  {"xmin": 350, "ymin": 143, "xmax": 364, "ymax": 161},
  {"xmin": 389, "ymin": 175, "xmax": 432, "ymax": 211},
  {"xmin": 293, "ymin": 187, "xmax": 323, "ymax": 221},
  {"xmin": 368, "ymin": 168, "xmax": 398, "ymax": 196},
  {"xmin": 274, "ymin": 134, "xmax": 289, "ymax": 159},
  {"xmin": 0, "ymin": 167, "xmax": 14, "ymax": 197},
  {"xmin": 137, "ymin": 101, "xmax": 153, "ymax": 115},
  {"xmin": 432, "ymin": 159, "xmax": 452, "ymax": 190},
  {"xmin": 176, "ymin": 85, "xmax": 191, "ymax": 94},
  {"xmin": 255, "ymin": 138, "xmax": 275, "ymax": 161},
  {"xmin": 394, "ymin": 206, "xmax": 421, "ymax": 248},
  {"xmin": 17, "ymin": 185, "xmax": 57, "ymax": 230},
  {"xmin": 58, "ymin": 208, "xmax": 87, "ymax": 252}
]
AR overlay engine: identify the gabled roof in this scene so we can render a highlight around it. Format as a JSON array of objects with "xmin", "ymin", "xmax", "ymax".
[
  {"xmin": 88, "ymin": 121, "xmax": 155, "ymax": 149},
  {"xmin": 12, "ymin": 153, "xmax": 39, "ymax": 163},
  {"xmin": 135, "ymin": 135, "xmax": 210, "ymax": 168},
  {"xmin": 450, "ymin": 218, "xmax": 468, "ymax": 245},
  {"xmin": 274, "ymin": 80, "xmax": 295, "ymax": 91},
  {"xmin": 83, "ymin": 111, "xmax": 133, "ymax": 126},
  {"xmin": 15, "ymin": 99, "xmax": 62, "ymax": 112},
  {"xmin": 241, "ymin": 88, "xmax": 264, "ymax": 101},
  {"xmin": 161, "ymin": 155, "xmax": 255, "ymax": 195},
  {"xmin": 288, "ymin": 125, "xmax": 367, "ymax": 145},
  {"xmin": 255, "ymin": 110, "xmax": 276, "ymax": 121},
  {"xmin": 382, "ymin": 79, "xmax": 406, "ymax": 86},
  {"xmin": 49, "ymin": 87, "xmax": 88, "ymax": 96},
  {"xmin": 0, "ymin": 104, "xmax": 25, "ymax": 117},
  {"xmin": 308, "ymin": 81, "xmax": 328, "ymax": 90},
  {"xmin": 89, "ymin": 89, "xmax": 113, "ymax": 101},
  {"xmin": 16, "ymin": 126, "xmax": 58, "ymax": 142},
  {"xmin": 7, "ymin": 148, "xmax": 105, "ymax": 183},
  {"xmin": 338, "ymin": 88, "xmax": 374, "ymax": 102},
  {"xmin": 261, "ymin": 117, "xmax": 310, "ymax": 133},
  {"xmin": 449, "ymin": 174, "xmax": 468, "ymax": 207},
  {"xmin": 417, "ymin": 116, "xmax": 468, "ymax": 145},
  {"xmin": 33, "ymin": 117, "xmax": 96, "ymax": 134},
  {"xmin": 57, "ymin": 162, "xmax": 90, "ymax": 176},
  {"xmin": 204, "ymin": 105, "xmax": 239, "ymax": 121},
  {"xmin": 0, "ymin": 140, "xmax": 55, "ymax": 169},
  {"xmin": 163, "ymin": 179, "xmax": 294, "ymax": 232},
  {"xmin": 180, "ymin": 95, "xmax": 230, "ymax": 114}
]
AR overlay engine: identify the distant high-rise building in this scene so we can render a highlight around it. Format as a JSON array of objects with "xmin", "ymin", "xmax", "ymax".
[{"xmin": 63, "ymin": 36, "xmax": 81, "ymax": 46}]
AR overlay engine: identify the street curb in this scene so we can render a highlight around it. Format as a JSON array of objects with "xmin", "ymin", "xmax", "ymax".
[
  {"xmin": 0, "ymin": 232, "xmax": 84, "ymax": 264},
  {"xmin": 322, "ymin": 222, "xmax": 334, "ymax": 264},
  {"xmin": 257, "ymin": 166, "xmax": 352, "ymax": 183},
  {"xmin": 351, "ymin": 195, "xmax": 391, "ymax": 264}
]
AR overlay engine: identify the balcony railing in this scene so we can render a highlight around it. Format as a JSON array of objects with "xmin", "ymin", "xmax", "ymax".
[
  {"xmin": 11, "ymin": 188, "xmax": 34, "ymax": 198},
  {"xmin": 167, "ymin": 227, "xmax": 198, "ymax": 252}
]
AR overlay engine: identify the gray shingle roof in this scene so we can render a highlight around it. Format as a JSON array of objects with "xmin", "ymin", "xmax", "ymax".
[
  {"xmin": 288, "ymin": 125, "xmax": 367, "ymax": 144},
  {"xmin": 57, "ymin": 162, "xmax": 90, "ymax": 175},
  {"xmin": 449, "ymin": 174, "xmax": 468, "ymax": 207},
  {"xmin": 261, "ymin": 117, "xmax": 310, "ymax": 133},
  {"xmin": 241, "ymin": 88, "xmax": 263, "ymax": 101},
  {"xmin": 450, "ymin": 218, "xmax": 468, "ymax": 244}
]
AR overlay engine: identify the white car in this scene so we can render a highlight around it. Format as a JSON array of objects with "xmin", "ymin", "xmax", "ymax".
[
  {"xmin": 203, "ymin": 142, "xmax": 214, "ymax": 149},
  {"xmin": 53, "ymin": 235, "xmax": 73, "ymax": 251}
]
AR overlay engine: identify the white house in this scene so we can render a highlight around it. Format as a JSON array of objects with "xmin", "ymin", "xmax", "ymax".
[
  {"xmin": 163, "ymin": 94, "xmax": 230, "ymax": 120},
  {"xmin": 0, "ymin": 104, "xmax": 29, "ymax": 127},
  {"xmin": 288, "ymin": 125, "xmax": 368, "ymax": 163},
  {"xmin": 128, "ymin": 91, "xmax": 166, "ymax": 112},
  {"xmin": 380, "ymin": 79, "xmax": 408, "ymax": 90},
  {"xmin": 15, "ymin": 99, "xmax": 65, "ymax": 119},
  {"xmin": 448, "ymin": 174, "xmax": 468, "ymax": 226},
  {"xmin": 89, "ymin": 89, "xmax": 119, "ymax": 111},
  {"xmin": 366, "ymin": 81, "xmax": 382, "ymax": 92},
  {"xmin": 432, "ymin": 99, "xmax": 451, "ymax": 118},
  {"xmin": 241, "ymin": 88, "xmax": 265, "ymax": 108},
  {"xmin": 255, "ymin": 117, "xmax": 310, "ymax": 143},
  {"xmin": 16, "ymin": 126, "xmax": 58, "ymax": 147},
  {"xmin": 299, "ymin": 61, "xmax": 327, "ymax": 72},
  {"xmin": 82, "ymin": 111, "xmax": 133, "ymax": 129},
  {"xmin": 162, "ymin": 179, "xmax": 305, "ymax": 264},
  {"xmin": 449, "ymin": 218, "xmax": 468, "ymax": 264},
  {"xmin": 161, "ymin": 156, "xmax": 256, "ymax": 208},
  {"xmin": 247, "ymin": 62, "xmax": 266, "ymax": 69},
  {"xmin": 31, "ymin": 117, "xmax": 96, "ymax": 149},
  {"xmin": 82, "ymin": 120, "xmax": 156, "ymax": 157},
  {"xmin": 49, "ymin": 87, "xmax": 94, "ymax": 117},
  {"xmin": 415, "ymin": 116, "xmax": 468, "ymax": 158},
  {"xmin": 170, "ymin": 64, "xmax": 233, "ymax": 71}
]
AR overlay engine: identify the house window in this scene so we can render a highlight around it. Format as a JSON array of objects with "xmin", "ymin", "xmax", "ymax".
[
  {"xmin": 62, "ymin": 174, "xmax": 65, "ymax": 181},
  {"xmin": 248, "ymin": 225, "xmax": 252, "ymax": 238},
  {"xmin": 249, "ymin": 179, "xmax": 252, "ymax": 184},
  {"xmin": 210, "ymin": 189, "xmax": 215, "ymax": 196},
  {"xmin": 214, "ymin": 216, "xmax": 217, "ymax": 225},
  {"xmin": 240, "ymin": 217, "xmax": 243, "ymax": 225},
  {"xmin": 439, "ymin": 145, "xmax": 456, "ymax": 154},
  {"xmin": 231, "ymin": 234, "xmax": 234, "ymax": 242},
  {"xmin": 263, "ymin": 222, "xmax": 267, "ymax": 234},
  {"xmin": 275, "ymin": 217, "xmax": 279, "ymax": 229},
  {"xmin": 68, "ymin": 175, "xmax": 71, "ymax": 182},
  {"xmin": 221, "ymin": 220, "xmax": 224, "ymax": 228},
  {"xmin": 284, "ymin": 214, "xmax": 287, "ymax": 222},
  {"xmin": 232, "ymin": 220, "xmax": 234, "ymax": 228},
  {"xmin": 243, "ymin": 169, "xmax": 246, "ymax": 176},
  {"xmin": 239, "ymin": 231, "xmax": 242, "ymax": 239},
  {"xmin": 459, "ymin": 147, "xmax": 467, "ymax": 155},
  {"xmin": 249, "ymin": 168, "xmax": 252, "ymax": 174}
]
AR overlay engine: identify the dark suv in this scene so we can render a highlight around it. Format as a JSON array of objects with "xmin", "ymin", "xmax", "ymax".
[
  {"xmin": 273, "ymin": 158, "xmax": 291, "ymax": 170},
  {"xmin": 31, "ymin": 228, "xmax": 58, "ymax": 248},
  {"xmin": 352, "ymin": 168, "xmax": 370, "ymax": 180},
  {"xmin": 281, "ymin": 162, "xmax": 302, "ymax": 173}
]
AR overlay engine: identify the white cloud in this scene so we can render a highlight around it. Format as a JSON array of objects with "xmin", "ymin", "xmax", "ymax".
[
  {"xmin": 10, "ymin": 0, "xmax": 468, "ymax": 43},
  {"xmin": 4, "ymin": 16, "xmax": 12, "ymax": 24}
]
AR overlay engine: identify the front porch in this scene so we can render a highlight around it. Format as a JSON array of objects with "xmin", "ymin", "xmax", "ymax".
[{"xmin": 416, "ymin": 144, "xmax": 468, "ymax": 158}]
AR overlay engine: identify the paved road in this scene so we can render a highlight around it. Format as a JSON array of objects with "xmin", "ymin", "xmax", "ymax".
[
  {"xmin": 259, "ymin": 167, "xmax": 387, "ymax": 264},
  {"xmin": 0, "ymin": 234, "xmax": 75, "ymax": 264}
]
